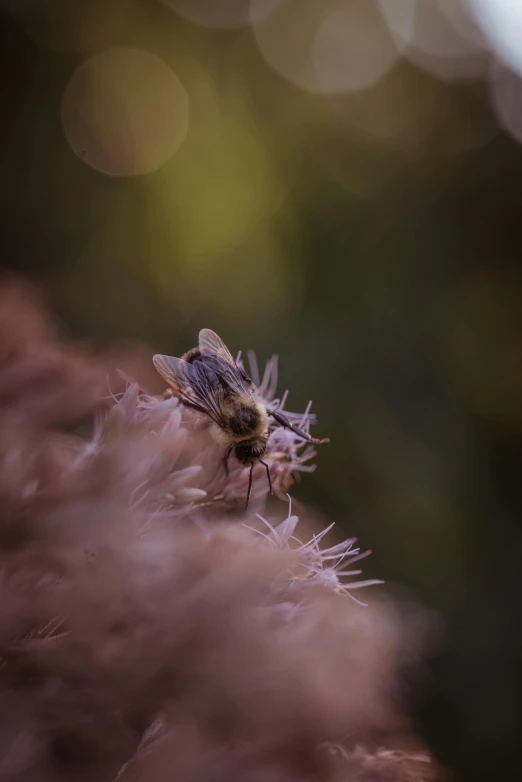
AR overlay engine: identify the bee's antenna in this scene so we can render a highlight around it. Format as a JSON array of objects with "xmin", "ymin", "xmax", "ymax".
[
  {"xmin": 246, "ymin": 464, "xmax": 254, "ymax": 511},
  {"xmin": 260, "ymin": 459, "xmax": 273, "ymax": 495},
  {"xmin": 269, "ymin": 409, "xmax": 330, "ymax": 445}
]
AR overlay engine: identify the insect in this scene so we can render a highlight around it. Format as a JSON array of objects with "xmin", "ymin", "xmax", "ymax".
[{"xmin": 153, "ymin": 329, "xmax": 329, "ymax": 509}]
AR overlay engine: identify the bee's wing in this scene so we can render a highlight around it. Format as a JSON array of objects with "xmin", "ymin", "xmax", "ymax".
[
  {"xmin": 199, "ymin": 329, "xmax": 236, "ymax": 366},
  {"xmin": 153, "ymin": 354, "xmax": 191, "ymax": 394},
  {"xmin": 199, "ymin": 328, "xmax": 255, "ymax": 399},
  {"xmin": 153, "ymin": 354, "xmax": 226, "ymax": 425}
]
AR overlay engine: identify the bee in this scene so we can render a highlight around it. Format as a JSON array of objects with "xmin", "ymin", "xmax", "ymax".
[{"xmin": 153, "ymin": 329, "xmax": 329, "ymax": 509}]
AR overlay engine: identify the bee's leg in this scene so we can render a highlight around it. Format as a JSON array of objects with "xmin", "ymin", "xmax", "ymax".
[
  {"xmin": 260, "ymin": 459, "xmax": 273, "ymax": 495},
  {"xmin": 246, "ymin": 463, "xmax": 254, "ymax": 511},
  {"xmin": 223, "ymin": 445, "xmax": 233, "ymax": 476},
  {"xmin": 269, "ymin": 409, "xmax": 330, "ymax": 445}
]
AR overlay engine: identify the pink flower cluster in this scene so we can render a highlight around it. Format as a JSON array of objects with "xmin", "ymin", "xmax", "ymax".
[{"xmin": 0, "ymin": 278, "xmax": 439, "ymax": 782}]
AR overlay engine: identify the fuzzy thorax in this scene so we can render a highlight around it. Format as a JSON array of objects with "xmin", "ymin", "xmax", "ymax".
[{"xmin": 209, "ymin": 397, "xmax": 268, "ymax": 446}]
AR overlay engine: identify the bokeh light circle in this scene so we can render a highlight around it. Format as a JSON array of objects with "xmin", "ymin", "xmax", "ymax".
[
  {"xmin": 61, "ymin": 48, "xmax": 189, "ymax": 177},
  {"xmin": 471, "ymin": 0, "xmax": 522, "ymax": 77},
  {"xmin": 438, "ymin": 0, "xmax": 486, "ymax": 49},
  {"xmin": 251, "ymin": 0, "xmax": 400, "ymax": 95},
  {"xmin": 379, "ymin": 0, "xmax": 488, "ymax": 83}
]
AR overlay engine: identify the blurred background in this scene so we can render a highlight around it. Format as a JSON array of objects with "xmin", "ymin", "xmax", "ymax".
[{"xmin": 1, "ymin": 1, "xmax": 522, "ymax": 779}]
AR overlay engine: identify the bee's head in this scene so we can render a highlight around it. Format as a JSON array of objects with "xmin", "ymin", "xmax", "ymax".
[{"xmin": 234, "ymin": 440, "xmax": 266, "ymax": 465}]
